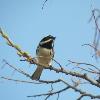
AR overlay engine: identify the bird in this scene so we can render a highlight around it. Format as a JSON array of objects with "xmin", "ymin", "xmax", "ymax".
[{"xmin": 31, "ymin": 35, "xmax": 56, "ymax": 80}]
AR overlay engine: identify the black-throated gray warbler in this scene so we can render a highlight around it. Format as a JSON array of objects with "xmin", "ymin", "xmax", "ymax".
[{"xmin": 31, "ymin": 35, "xmax": 56, "ymax": 80}]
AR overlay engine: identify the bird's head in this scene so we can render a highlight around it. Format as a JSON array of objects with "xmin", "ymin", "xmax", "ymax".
[{"xmin": 39, "ymin": 35, "xmax": 56, "ymax": 49}]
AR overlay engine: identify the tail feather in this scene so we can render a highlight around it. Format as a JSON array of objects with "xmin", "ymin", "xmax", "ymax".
[{"xmin": 31, "ymin": 66, "xmax": 43, "ymax": 80}]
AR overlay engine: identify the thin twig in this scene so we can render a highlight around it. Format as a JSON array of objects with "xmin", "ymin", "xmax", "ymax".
[
  {"xmin": 68, "ymin": 60, "xmax": 100, "ymax": 72},
  {"xmin": 0, "ymin": 75, "xmax": 41, "ymax": 84},
  {"xmin": 2, "ymin": 59, "xmax": 31, "ymax": 78},
  {"xmin": 27, "ymin": 86, "xmax": 70, "ymax": 97},
  {"xmin": 42, "ymin": 0, "xmax": 48, "ymax": 10}
]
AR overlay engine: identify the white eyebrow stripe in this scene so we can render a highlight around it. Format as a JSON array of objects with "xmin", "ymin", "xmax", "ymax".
[{"xmin": 40, "ymin": 39, "xmax": 52, "ymax": 45}]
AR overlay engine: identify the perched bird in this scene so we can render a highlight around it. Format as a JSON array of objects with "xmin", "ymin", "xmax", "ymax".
[{"xmin": 31, "ymin": 35, "xmax": 56, "ymax": 80}]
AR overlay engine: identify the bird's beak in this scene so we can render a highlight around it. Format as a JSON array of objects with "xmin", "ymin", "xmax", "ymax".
[{"xmin": 53, "ymin": 37, "xmax": 56, "ymax": 40}]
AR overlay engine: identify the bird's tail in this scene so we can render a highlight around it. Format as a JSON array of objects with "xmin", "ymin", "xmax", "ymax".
[{"xmin": 31, "ymin": 66, "xmax": 43, "ymax": 80}]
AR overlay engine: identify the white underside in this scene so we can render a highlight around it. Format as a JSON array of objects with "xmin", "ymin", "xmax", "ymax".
[{"xmin": 37, "ymin": 47, "xmax": 53, "ymax": 67}]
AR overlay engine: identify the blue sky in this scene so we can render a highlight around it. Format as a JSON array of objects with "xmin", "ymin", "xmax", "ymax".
[{"xmin": 0, "ymin": 0, "xmax": 100, "ymax": 100}]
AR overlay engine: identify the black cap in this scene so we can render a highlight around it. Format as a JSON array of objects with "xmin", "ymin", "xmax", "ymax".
[{"xmin": 47, "ymin": 35, "xmax": 56, "ymax": 40}]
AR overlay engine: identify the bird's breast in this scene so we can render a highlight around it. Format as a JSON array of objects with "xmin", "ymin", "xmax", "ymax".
[
  {"xmin": 37, "ymin": 47, "xmax": 53, "ymax": 67},
  {"xmin": 37, "ymin": 47, "xmax": 52, "ymax": 56}
]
